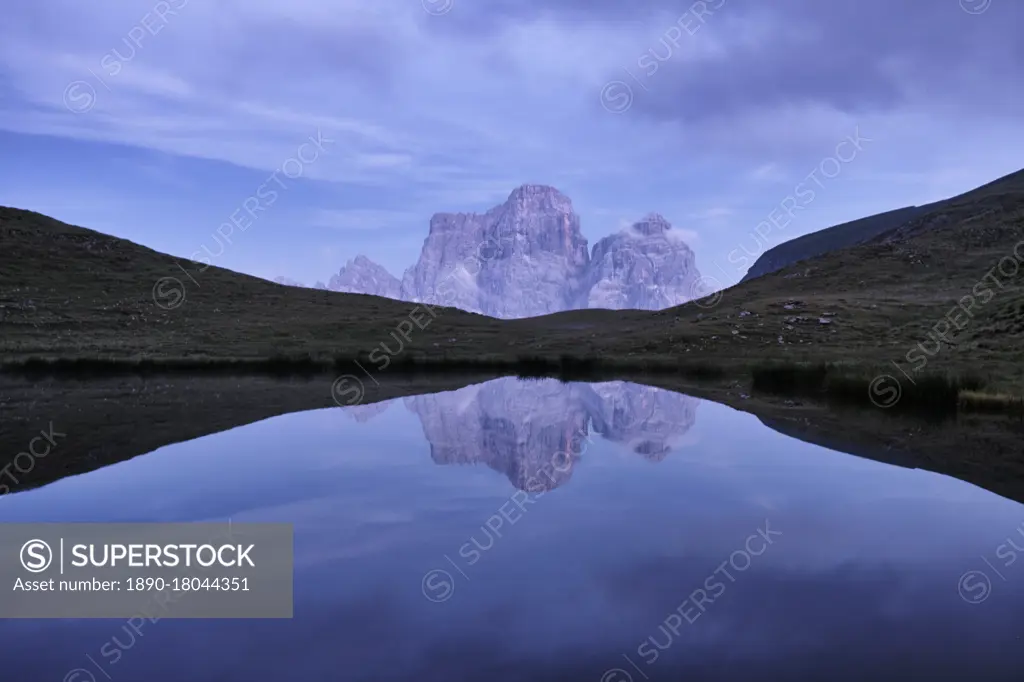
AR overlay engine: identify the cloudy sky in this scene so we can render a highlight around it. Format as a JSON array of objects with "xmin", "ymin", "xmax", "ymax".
[{"xmin": 2, "ymin": 0, "xmax": 1022, "ymax": 286}]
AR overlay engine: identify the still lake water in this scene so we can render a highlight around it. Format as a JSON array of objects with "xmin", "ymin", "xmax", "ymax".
[{"xmin": 2, "ymin": 378, "xmax": 1023, "ymax": 681}]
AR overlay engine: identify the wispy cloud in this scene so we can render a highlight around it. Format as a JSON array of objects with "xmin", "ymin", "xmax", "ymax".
[{"xmin": 749, "ymin": 163, "xmax": 786, "ymax": 182}]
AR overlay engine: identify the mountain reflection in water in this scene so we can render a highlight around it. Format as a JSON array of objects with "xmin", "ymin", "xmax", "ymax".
[{"xmin": 393, "ymin": 378, "xmax": 697, "ymax": 490}]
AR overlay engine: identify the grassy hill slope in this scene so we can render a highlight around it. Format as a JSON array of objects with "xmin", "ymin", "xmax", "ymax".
[
  {"xmin": 740, "ymin": 204, "xmax": 930, "ymax": 282},
  {"xmin": 0, "ymin": 206, "xmax": 505, "ymax": 361}
]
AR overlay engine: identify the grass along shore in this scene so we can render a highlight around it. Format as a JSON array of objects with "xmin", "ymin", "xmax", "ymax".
[{"xmin": 3, "ymin": 353, "xmax": 1019, "ymax": 416}]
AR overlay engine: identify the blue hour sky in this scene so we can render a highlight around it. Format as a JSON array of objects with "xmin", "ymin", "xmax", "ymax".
[{"xmin": 2, "ymin": 0, "xmax": 1022, "ymax": 287}]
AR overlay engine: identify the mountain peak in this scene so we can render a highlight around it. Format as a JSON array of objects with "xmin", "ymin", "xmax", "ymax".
[
  {"xmin": 506, "ymin": 184, "xmax": 573, "ymax": 210},
  {"xmin": 587, "ymin": 210, "xmax": 701, "ymax": 310},
  {"xmin": 508, "ymin": 183, "xmax": 566, "ymax": 198},
  {"xmin": 631, "ymin": 213, "xmax": 672, "ymax": 236},
  {"xmin": 327, "ymin": 255, "xmax": 401, "ymax": 299}
]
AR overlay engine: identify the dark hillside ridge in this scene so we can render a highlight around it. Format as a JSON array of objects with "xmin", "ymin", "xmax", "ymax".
[
  {"xmin": 742, "ymin": 167, "xmax": 1024, "ymax": 282},
  {"xmin": 740, "ymin": 205, "xmax": 931, "ymax": 282}
]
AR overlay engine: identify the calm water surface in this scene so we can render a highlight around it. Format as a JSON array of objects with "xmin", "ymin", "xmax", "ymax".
[{"xmin": 2, "ymin": 378, "xmax": 1023, "ymax": 681}]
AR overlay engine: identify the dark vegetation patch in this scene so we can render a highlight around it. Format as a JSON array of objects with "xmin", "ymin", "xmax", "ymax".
[{"xmin": 751, "ymin": 361, "xmax": 985, "ymax": 417}]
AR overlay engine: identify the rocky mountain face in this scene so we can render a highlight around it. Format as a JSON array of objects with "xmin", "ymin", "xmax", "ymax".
[
  {"xmin": 304, "ymin": 185, "xmax": 702, "ymax": 317},
  {"xmin": 586, "ymin": 213, "xmax": 701, "ymax": 310},
  {"xmin": 400, "ymin": 378, "xmax": 700, "ymax": 490},
  {"xmin": 327, "ymin": 255, "xmax": 402, "ymax": 299},
  {"xmin": 401, "ymin": 185, "xmax": 591, "ymax": 317}
]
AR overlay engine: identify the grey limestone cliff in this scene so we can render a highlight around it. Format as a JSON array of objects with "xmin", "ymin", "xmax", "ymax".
[
  {"xmin": 327, "ymin": 255, "xmax": 402, "ymax": 299},
  {"xmin": 585, "ymin": 213, "xmax": 702, "ymax": 310},
  {"xmin": 319, "ymin": 185, "xmax": 701, "ymax": 317},
  {"xmin": 401, "ymin": 185, "xmax": 590, "ymax": 318}
]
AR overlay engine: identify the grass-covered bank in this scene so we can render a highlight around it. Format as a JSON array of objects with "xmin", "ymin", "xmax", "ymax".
[
  {"xmin": 959, "ymin": 390, "xmax": 1024, "ymax": 414},
  {"xmin": 750, "ymin": 361, "xmax": 1022, "ymax": 416},
  {"xmin": 0, "ymin": 353, "xmax": 728, "ymax": 381},
  {"xmin": 6, "ymin": 354, "xmax": 1021, "ymax": 417}
]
